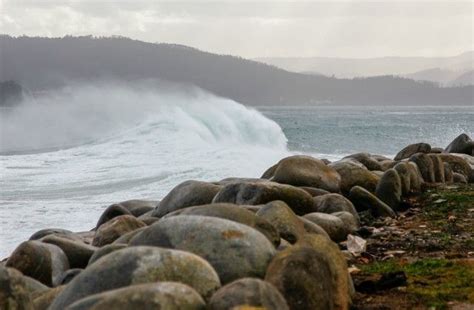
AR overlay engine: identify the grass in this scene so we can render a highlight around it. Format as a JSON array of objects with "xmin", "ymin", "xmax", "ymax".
[{"xmin": 360, "ymin": 257, "xmax": 474, "ymax": 309}]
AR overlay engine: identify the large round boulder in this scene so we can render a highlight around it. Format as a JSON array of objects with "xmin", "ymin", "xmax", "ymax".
[
  {"xmin": 41, "ymin": 235, "xmax": 96, "ymax": 269},
  {"xmin": 406, "ymin": 162, "xmax": 423, "ymax": 193},
  {"xmin": 438, "ymin": 154, "xmax": 472, "ymax": 180},
  {"xmin": 329, "ymin": 160, "xmax": 380, "ymax": 194},
  {"xmin": 331, "ymin": 211, "xmax": 359, "ymax": 233},
  {"xmin": 6, "ymin": 241, "xmax": 69, "ymax": 287},
  {"xmin": 212, "ymin": 181, "xmax": 317, "ymax": 215},
  {"xmin": 256, "ymin": 200, "xmax": 306, "ymax": 244},
  {"xmin": 49, "ymin": 246, "xmax": 221, "ymax": 309},
  {"xmin": 265, "ymin": 245, "xmax": 335, "ymax": 310},
  {"xmin": 87, "ymin": 244, "xmax": 127, "ymax": 266},
  {"xmin": 428, "ymin": 154, "xmax": 445, "ymax": 183},
  {"xmin": 209, "ymin": 278, "xmax": 289, "ymax": 310},
  {"xmin": 375, "ymin": 169, "xmax": 402, "ymax": 210},
  {"xmin": 151, "ymin": 180, "xmax": 222, "ymax": 217},
  {"xmin": 29, "ymin": 228, "xmax": 79, "ymax": 241},
  {"xmin": 95, "ymin": 204, "xmax": 131, "ymax": 229},
  {"xmin": 66, "ymin": 282, "xmax": 205, "ymax": 310},
  {"xmin": 32, "ymin": 285, "xmax": 66, "ymax": 310},
  {"xmin": 303, "ymin": 213, "xmax": 348, "ymax": 242},
  {"xmin": 393, "ymin": 162, "xmax": 411, "ymax": 195},
  {"xmin": 444, "ymin": 133, "xmax": 474, "ymax": 155},
  {"xmin": 313, "ymin": 193, "xmax": 359, "ymax": 220},
  {"xmin": 92, "ymin": 215, "xmax": 146, "ymax": 247},
  {"xmin": 0, "ymin": 265, "xmax": 33, "ymax": 309},
  {"xmin": 299, "ymin": 234, "xmax": 352, "ymax": 310},
  {"xmin": 394, "ymin": 142, "xmax": 431, "ymax": 161},
  {"xmin": 342, "ymin": 153, "xmax": 382, "ymax": 171},
  {"xmin": 261, "ymin": 155, "xmax": 341, "ymax": 192},
  {"xmin": 348, "ymin": 186, "xmax": 396, "ymax": 218},
  {"xmin": 130, "ymin": 216, "xmax": 276, "ymax": 284},
  {"xmin": 116, "ymin": 199, "xmax": 157, "ymax": 216},
  {"xmin": 409, "ymin": 153, "xmax": 435, "ymax": 183},
  {"xmin": 163, "ymin": 203, "xmax": 280, "ymax": 246}
]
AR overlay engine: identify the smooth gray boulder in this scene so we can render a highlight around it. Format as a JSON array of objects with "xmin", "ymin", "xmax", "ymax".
[
  {"xmin": 130, "ymin": 216, "xmax": 276, "ymax": 284},
  {"xmin": 348, "ymin": 186, "xmax": 396, "ymax": 218},
  {"xmin": 87, "ymin": 244, "xmax": 127, "ymax": 266},
  {"xmin": 163, "ymin": 203, "xmax": 280, "ymax": 246},
  {"xmin": 409, "ymin": 153, "xmax": 435, "ymax": 183},
  {"xmin": 6, "ymin": 241, "xmax": 69, "ymax": 287},
  {"xmin": 209, "ymin": 278, "xmax": 289, "ymax": 310},
  {"xmin": 394, "ymin": 142, "xmax": 431, "ymax": 160},
  {"xmin": 444, "ymin": 133, "xmax": 474, "ymax": 155},
  {"xmin": 343, "ymin": 153, "xmax": 382, "ymax": 171},
  {"xmin": 303, "ymin": 213, "xmax": 348, "ymax": 242},
  {"xmin": 429, "ymin": 154, "xmax": 445, "ymax": 183},
  {"xmin": 329, "ymin": 160, "xmax": 380, "ymax": 194},
  {"xmin": 261, "ymin": 155, "xmax": 341, "ymax": 193},
  {"xmin": 41, "ymin": 235, "xmax": 96, "ymax": 269},
  {"xmin": 212, "ymin": 181, "xmax": 317, "ymax": 215},
  {"xmin": 256, "ymin": 200, "xmax": 307, "ymax": 244},
  {"xmin": 66, "ymin": 282, "xmax": 206, "ymax": 310},
  {"xmin": 313, "ymin": 193, "xmax": 359, "ymax": 220},
  {"xmin": 49, "ymin": 246, "xmax": 221, "ymax": 309},
  {"xmin": 393, "ymin": 162, "xmax": 411, "ymax": 195},
  {"xmin": 375, "ymin": 169, "xmax": 402, "ymax": 210},
  {"xmin": 332, "ymin": 211, "xmax": 360, "ymax": 233},
  {"xmin": 92, "ymin": 215, "xmax": 146, "ymax": 247},
  {"xmin": 152, "ymin": 180, "xmax": 222, "ymax": 217},
  {"xmin": 95, "ymin": 204, "xmax": 132, "ymax": 229}
]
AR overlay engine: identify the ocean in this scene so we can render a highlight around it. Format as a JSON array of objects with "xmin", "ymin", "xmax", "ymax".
[{"xmin": 1, "ymin": 84, "xmax": 473, "ymax": 257}]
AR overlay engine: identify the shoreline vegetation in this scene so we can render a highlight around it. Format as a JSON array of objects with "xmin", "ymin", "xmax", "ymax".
[{"xmin": 1, "ymin": 133, "xmax": 473, "ymax": 309}]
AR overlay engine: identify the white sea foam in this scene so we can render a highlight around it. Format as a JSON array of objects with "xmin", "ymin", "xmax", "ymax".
[{"xmin": 0, "ymin": 82, "xmax": 290, "ymax": 257}]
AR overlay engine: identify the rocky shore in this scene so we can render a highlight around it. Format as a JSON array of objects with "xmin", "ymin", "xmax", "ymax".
[{"xmin": 1, "ymin": 133, "xmax": 473, "ymax": 310}]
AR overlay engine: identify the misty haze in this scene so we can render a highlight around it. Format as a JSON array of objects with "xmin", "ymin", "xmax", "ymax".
[{"xmin": 0, "ymin": 1, "xmax": 473, "ymax": 309}]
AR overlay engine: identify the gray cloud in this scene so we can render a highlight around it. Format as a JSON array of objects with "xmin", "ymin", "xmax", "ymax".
[{"xmin": 1, "ymin": 0, "xmax": 473, "ymax": 57}]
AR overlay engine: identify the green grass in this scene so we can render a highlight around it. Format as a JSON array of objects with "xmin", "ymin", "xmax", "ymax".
[{"xmin": 360, "ymin": 258, "xmax": 474, "ymax": 309}]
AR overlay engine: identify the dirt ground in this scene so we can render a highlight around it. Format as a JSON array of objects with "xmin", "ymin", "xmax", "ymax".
[{"xmin": 349, "ymin": 184, "xmax": 474, "ymax": 310}]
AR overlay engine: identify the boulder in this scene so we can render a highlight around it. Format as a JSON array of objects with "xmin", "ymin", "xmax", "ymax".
[
  {"xmin": 444, "ymin": 133, "xmax": 474, "ymax": 155},
  {"xmin": 438, "ymin": 154, "xmax": 472, "ymax": 180},
  {"xmin": 112, "ymin": 227, "xmax": 147, "ymax": 244},
  {"xmin": 348, "ymin": 186, "xmax": 396, "ymax": 218},
  {"xmin": 453, "ymin": 172, "xmax": 468, "ymax": 184},
  {"xmin": 409, "ymin": 153, "xmax": 435, "ymax": 183},
  {"xmin": 342, "ymin": 153, "xmax": 382, "ymax": 171},
  {"xmin": 152, "ymin": 180, "xmax": 222, "ymax": 217},
  {"xmin": 163, "ymin": 203, "xmax": 280, "ymax": 246},
  {"xmin": 299, "ymin": 234, "xmax": 352, "ymax": 310},
  {"xmin": 375, "ymin": 169, "xmax": 402, "ymax": 210},
  {"xmin": 0, "ymin": 265, "xmax": 33, "ymax": 310},
  {"xmin": 394, "ymin": 142, "xmax": 431, "ymax": 161},
  {"xmin": 331, "ymin": 211, "xmax": 359, "ymax": 233},
  {"xmin": 212, "ymin": 181, "xmax": 317, "ymax": 215},
  {"xmin": 256, "ymin": 200, "xmax": 306, "ymax": 244},
  {"xmin": 393, "ymin": 162, "xmax": 411, "ymax": 195},
  {"xmin": 209, "ymin": 278, "xmax": 289, "ymax": 310},
  {"xmin": 218, "ymin": 177, "xmax": 270, "ymax": 185},
  {"xmin": 6, "ymin": 241, "xmax": 69, "ymax": 286},
  {"xmin": 428, "ymin": 154, "xmax": 445, "ymax": 183},
  {"xmin": 444, "ymin": 163, "xmax": 454, "ymax": 183},
  {"xmin": 430, "ymin": 147, "xmax": 444, "ymax": 153},
  {"xmin": 130, "ymin": 216, "xmax": 276, "ymax": 284},
  {"xmin": 49, "ymin": 246, "xmax": 221, "ymax": 309},
  {"xmin": 298, "ymin": 217, "xmax": 330, "ymax": 239},
  {"xmin": 88, "ymin": 244, "xmax": 127, "ymax": 266},
  {"xmin": 261, "ymin": 155, "xmax": 341, "ymax": 193},
  {"xmin": 29, "ymin": 228, "xmax": 79, "ymax": 241},
  {"xmin": 116, "ymin": 199, "xmax": 157, "ymax": 216},
  {"xmin": 329, "ymin": 160, "xmax": 380, "ymax": 194},
  {"xmin": 265, "ymin": 245, "xmax": 335, "ymax": 310},
  {"xmin": 380, "ymin": 160, "xmax": 397, "ymax": 171},
  {"xmin": 299, "ymin": 186, "xmax": 330, "ymax": 197},
  {"xmin": 56, "ymin": 269, "xmax": 82, "ymax": 285},
  {"xmin": 92, "ymin": 215, "xmax": 146, "ymax": 247},
  {"xmin": 303, "ymin": 213, "xmax": 348, "ymax": 242},
  {"xmin": 313, "ymin": 193, "xmax": 359, "ymax": 220},
  {"xmin": 95, "ymin": 204, "xmax": 132, "ymax": 229},
  {"xmin": 406, "ymin": 162, "xmax": 423, "ymax": 193},
  {"xmin": 66, "ymin": 282, "xmax": 205, "ymax": 310},
  {"xmin": 32, "ymin": 285, "xmax": 66, "ymax": 310},
  {"xmin": 41, "ymin": 235, "xmax": 96, "ymax": 269}
]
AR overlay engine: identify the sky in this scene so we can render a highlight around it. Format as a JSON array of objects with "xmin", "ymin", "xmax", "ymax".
[{"xmin": 0, "ymin": 0, "xmax": 473, "ymax": 58}]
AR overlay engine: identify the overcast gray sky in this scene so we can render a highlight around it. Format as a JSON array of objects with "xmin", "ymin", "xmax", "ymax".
[{"xmin": 1, "ymin": 0, "xmax": 473, "ymax": 58}]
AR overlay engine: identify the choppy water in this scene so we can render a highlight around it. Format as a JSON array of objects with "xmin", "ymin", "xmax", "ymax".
[{"xmin": 0, "ymin": 83, "xmax": 473, "ymax": 257}]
